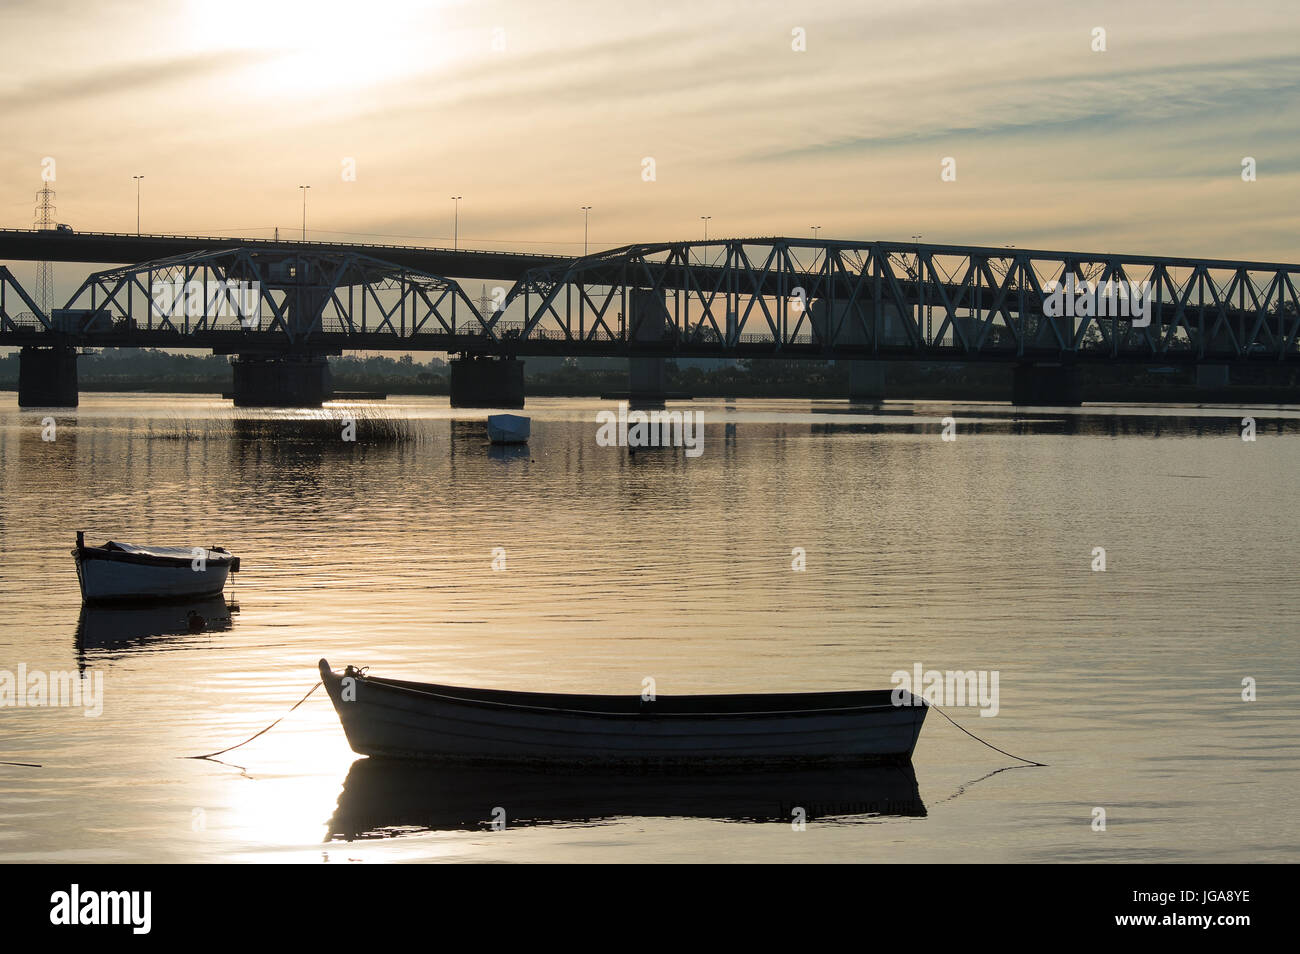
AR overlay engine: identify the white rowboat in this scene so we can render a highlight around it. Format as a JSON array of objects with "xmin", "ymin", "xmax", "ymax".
[
  {"xmin": 319, "ymin": 659, "xmax": 927, "ymax": 769},
  {"xmin": 72, "ymin": 532, "xmax": 240, "ymax": 604}
]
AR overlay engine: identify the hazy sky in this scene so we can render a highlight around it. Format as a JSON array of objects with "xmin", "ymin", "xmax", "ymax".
[{"xmin": 2, "ymin": 0, "xmax": 1298, "ymax": 280}]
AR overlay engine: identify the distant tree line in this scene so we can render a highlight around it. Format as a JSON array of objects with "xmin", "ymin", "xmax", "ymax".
[
  {"xmin": 0, "ymin": 349, "xmax": 452, "ymax": 393},
  {"xmin": 1, "ymin": 347, "xmax": 1294, "ymax": 399}
]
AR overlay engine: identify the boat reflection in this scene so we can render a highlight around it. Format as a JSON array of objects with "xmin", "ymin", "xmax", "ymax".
[
  {"xmin": 76, "ymin": 596, "xmax": 237, "ymax": 661},
  {"xmin": 486, "ymin": 442, "xmax": 530, "ymax": 462},
  {"xmin": 327, "ymin": 757, "xmax": 925, "ymax": 839}
]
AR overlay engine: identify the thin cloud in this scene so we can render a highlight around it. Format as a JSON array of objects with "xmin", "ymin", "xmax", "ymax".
[{"xmin": 0, "ymin": 49, "xmax": 279, "ymax": 111}]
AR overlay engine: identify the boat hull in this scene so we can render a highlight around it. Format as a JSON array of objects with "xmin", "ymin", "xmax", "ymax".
[
  {"xmin": 319, "ymin": 660, "xmax": 927, "ymax": 769},
  {"xmin": 486, "ymin": 414, "xmax": 530, "ymax": 444},
  {"xmin": 74, "ymin": 550, "xmax": 232, "ymax": 603}
]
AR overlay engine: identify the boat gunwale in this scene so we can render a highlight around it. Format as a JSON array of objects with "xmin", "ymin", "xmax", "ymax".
[
  {"xmin": 73, "ymin": 546, "xmax": 238, "ymax": 570},
  {"xmin": 323, "ymin": 662, "xmax": 924, "ymax": 720}
]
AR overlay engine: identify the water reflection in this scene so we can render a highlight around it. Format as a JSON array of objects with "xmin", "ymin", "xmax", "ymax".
[
  {"xmin": 487, "ymin": 443, "xmax": 531, "ymax": 462},
  {"xmin": 449, "ymin": 419, "xmax": 488, "ymax": 447},
  {"xmin": 75, "ymin": 596, "xmax": 237, "ymax": 665},
  {"xmin": 327, "ymin": 758, "xmax": 925, "ymax": 838},
  {"xmin": 810, "ymin": 405, "xmax": 1300, "ymax": 437}
]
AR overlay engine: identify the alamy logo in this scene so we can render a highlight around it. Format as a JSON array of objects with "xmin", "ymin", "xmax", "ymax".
[
  {"xmin": 50, "ymin": 884, "xmax": 151, "ymax": 934},
  {"xmin": 890, "ymin": 663, "xmax": 1000, "ymax": 717},
  {"xmin": 595, "ymin": 402, "xmax": 704, "ymax": 457},
  {"xmin": 1041, "ymin": 275, "xmax": 1153, "ymax": 328},
  {"xmin": 0, "ymin": 665, "xmax": 103, "ymax": 717},
  {"xmin": 151, "ymin": 278, "xmax": 262, "ymax": 328}
]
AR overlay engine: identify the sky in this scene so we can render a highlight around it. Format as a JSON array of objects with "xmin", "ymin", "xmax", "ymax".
[{"xmin": 2, "ymin": 0, "xmax": 1299, "ymax": 303}]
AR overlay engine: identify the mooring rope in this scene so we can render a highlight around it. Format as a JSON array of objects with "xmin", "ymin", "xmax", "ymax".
[
  {"xmin": 934, "ymin": 764, "xmax": 1028, "ymax": 805},
  {"xmin": 179, "ymin": 677, "xmax": 1047, "ymax": 769},
  {"xmin": 928, "ymin": 702, "xmax": 1047, "ymax": 766},
  {"xmin": 184, "ymin": 681, "xmax": 321, "ymax": 761}
]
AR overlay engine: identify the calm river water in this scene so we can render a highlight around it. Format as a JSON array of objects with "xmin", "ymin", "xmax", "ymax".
[{"xmin": 1, "ymin": 394, "xmax": 1297, "ymax": 863}]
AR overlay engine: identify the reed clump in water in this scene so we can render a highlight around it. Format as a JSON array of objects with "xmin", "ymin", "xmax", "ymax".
[{"xmin": 151, "ymin": 406, "xmax": 420, "ymax": 445}]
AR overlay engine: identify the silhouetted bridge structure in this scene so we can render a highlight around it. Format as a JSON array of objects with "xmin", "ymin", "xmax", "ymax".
[{"xmin": 3, "ymin": 228, "xmax": 1298, "ymax": 407}]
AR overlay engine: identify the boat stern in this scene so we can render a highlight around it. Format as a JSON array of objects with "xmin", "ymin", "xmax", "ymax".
[{"xmin": 904, "ymin": 694, "xmax": 929, "ymax": 758}]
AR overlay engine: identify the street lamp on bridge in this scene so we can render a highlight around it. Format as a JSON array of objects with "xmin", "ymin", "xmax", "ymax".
[
  {"xmin": 451, "ymin": 196, "xmax": 462, "ymax": 251},
  {"xmin": 299, "ymin": 185, "xmax": 310, "ymax": 241},
  {"xmin": 132, "ymin": 176, "xmax": 144, "ymax": 235},
  {"xmin": 581, "ymin": 206, "xmax": 592, "ymax": 255}
]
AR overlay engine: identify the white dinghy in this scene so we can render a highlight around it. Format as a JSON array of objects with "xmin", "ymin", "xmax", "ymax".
[
  {"xmin": 319, "ymin": 659, "xmax": 928, "ymax": 769},
  {"xmin": 486, "ymin": 414, "xmax": 530, "ymax": 445},
  {"xmin": 72, "ymin": 532, "xmax": 241, "ymax": 604}
]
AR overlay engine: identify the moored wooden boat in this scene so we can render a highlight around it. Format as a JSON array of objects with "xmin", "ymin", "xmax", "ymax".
[
  {"xmin": 72, "ymin": 532, "xmax": 241, "ymax": 604},
  {"xmin": 486, "ymin": 413, "xmax": 530, "ymax": 444},
  {"xmin": 318, "ymin": 659, "xmax": 927, "ymax": 769}
]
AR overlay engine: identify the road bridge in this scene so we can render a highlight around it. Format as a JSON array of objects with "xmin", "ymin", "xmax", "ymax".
[{"xmin": 3, "ymin": 234, "xmax": 1296, "ymax": 407}]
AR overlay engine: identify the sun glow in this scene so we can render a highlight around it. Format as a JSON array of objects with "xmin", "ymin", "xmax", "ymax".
[{"xmin": 186, "ymin": 0, "xmax": 443, "ymax": 94}]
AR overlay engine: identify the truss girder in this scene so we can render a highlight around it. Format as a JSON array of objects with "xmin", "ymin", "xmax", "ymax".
[
  {"xmin": 0, "ymin": 265, "xmax": 49, "ymax": 332},
  {"xmin": 55, "ymin": 248, "xmax": 493, "ymax": 347},
  {"xmin": 491, "ymin": 240, "xmax": 1300, "ymax": 360},
  {"xmin": 4, "ymin": 239, "xmax": 1299, "ymax": 362}
]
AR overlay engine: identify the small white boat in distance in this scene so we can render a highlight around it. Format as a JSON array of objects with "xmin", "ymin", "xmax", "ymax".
[
  {"xmin": 319, "ymin": 659, "xmax": 927, "ymax": 768},
  {"xmin": 72, "ymin": 532, "xmax": 240, "ymax": 604},
  {"xmin": 486, "ymin": 414, "xmax": 530, "ymax": 445}
]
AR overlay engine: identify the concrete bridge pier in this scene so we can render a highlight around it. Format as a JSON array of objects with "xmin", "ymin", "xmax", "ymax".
[
  {"xmin": 231, "ymin": 354, "xmax": 333, "ymax": 407},
  {"xmin": 628, "ymin": 356, "xmax": 668, "ymax": 408},
  {"xmin": 847, "ymin": 360, "xmax": 887, "ymax": 403},
  {"xmin": 449, "ymin": 355, "xmax": 525, "ymax": 408},
  {"xmin": 626, "ymin": 288, "xmax": 670, "ymax": 407},
  {"xmin": 18, "ymin": 345, "xmax": 79, "ymax": 408},
  {"xmin": 1012, "ymin": 362, "xmax": 1082, "ymax": 406}
]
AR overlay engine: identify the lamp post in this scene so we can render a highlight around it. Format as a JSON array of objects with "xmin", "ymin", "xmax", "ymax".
[
  {"xmin": 581, "ymin": 206, "xmax": 592, "ymax": 255},
  {"xmin": 132, "ymin": 175, "xmax": 144, "ymax": 235},
  {"xmin": 700, "ymin": 215, "xmax": 711, "ymax": 242},
  {"xmin": 451, "ymin": 196, "xmax": 462, "ymax": 251},
  {"xmin": 299, "ymin": 185, "xmax": 310, "ymax": 240},
  {"xmin": 811, "ymin": 225, "xmax": 820, "ymax": 240}
]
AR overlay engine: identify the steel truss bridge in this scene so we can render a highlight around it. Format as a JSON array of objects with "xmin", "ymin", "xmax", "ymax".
[{"xmin": 2, "ymin": 235, "xmax": 1299, "ymax": 367}]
